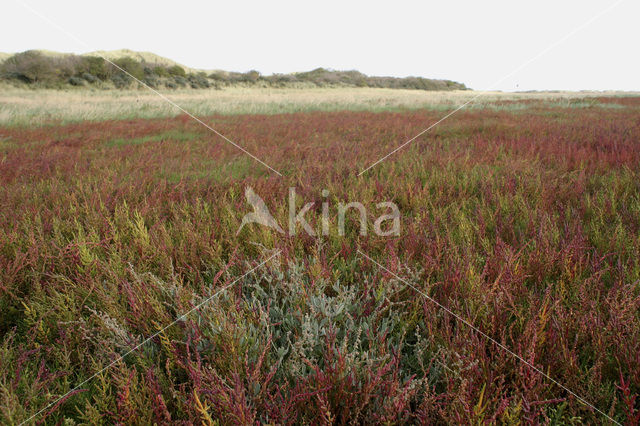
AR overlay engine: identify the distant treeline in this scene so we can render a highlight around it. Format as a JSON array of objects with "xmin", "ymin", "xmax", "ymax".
[{"xmin": 0, "ymin": 50, "xmax": 467, "ymax": 91}]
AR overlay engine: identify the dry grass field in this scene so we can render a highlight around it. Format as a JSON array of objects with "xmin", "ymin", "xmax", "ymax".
[{"xmin": 1, "ymin": 86, "xmax": 636, "ymax": 126}]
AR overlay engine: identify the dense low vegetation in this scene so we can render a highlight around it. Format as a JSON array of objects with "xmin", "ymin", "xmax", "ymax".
[
  {"xmin": 0, "ymin": 50, "xmax": 467, "ymax": 91},
  {"xmin": 1, "ymin": 98, "xmax": 639, "ymax": 423}
]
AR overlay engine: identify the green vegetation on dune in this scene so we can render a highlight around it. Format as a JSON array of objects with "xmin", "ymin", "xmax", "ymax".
[
  {"xmin": 0, "ymin": 49, "xmax": 467, "ymax": 91},
  {"xmin": 84, "ymin": 49, "xmax": 195, "ymax": 72}
]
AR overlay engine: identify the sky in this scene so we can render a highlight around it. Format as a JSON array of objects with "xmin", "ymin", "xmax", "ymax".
[{"xmin": 2, "ymin": 0, "xmax": 638, "ymax": 91}]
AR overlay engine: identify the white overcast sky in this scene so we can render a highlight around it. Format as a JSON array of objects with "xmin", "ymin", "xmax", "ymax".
[{"xmin": 2, "ymin": 0, "xmax": 638, "ymax": 91}]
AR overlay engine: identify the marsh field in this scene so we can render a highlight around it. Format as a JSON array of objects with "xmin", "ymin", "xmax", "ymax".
[{"xmin": 1, "ymin": 87, "xmax": 639, "ymax": 424}]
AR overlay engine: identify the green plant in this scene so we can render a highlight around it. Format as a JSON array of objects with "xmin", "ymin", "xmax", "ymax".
[
  {"xmin": 81, "ymin": 72, "xmax": 98, "ymax": 83},
  {"xmin": 112, "ymin": 56, "xmax": 145, "ymax": 81},
  {"xmin": 81, "ymin": 56, "xmax": 110, "ymax": 80},
  {"xmin": 111, "ymin": 74, "xmax": 130, "ymax": 88},
  {"xmin": 167, "ymin": 65, "xmax": 186, "ymax": 77},
  {"xmin": 1, "ymin": 50, "xmax": 56, "ymax": 83},
  {"xmin": 68, "ymin": 76, "xmax": 85, "ymax": 86}
]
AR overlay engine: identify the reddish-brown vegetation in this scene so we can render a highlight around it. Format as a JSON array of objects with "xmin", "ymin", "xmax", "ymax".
[{"xmin": 0, "ymin": 99, "xmax": 639, "ymax": 423}]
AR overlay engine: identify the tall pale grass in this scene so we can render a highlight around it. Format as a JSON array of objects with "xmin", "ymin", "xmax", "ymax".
[{"xmin": 0, "ymin": 86, "xmax": 635, "ymax": 127}]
